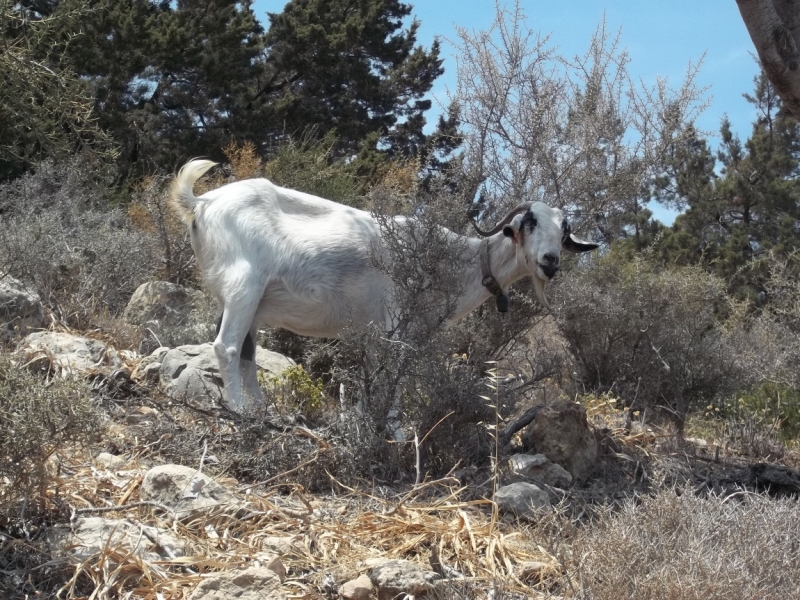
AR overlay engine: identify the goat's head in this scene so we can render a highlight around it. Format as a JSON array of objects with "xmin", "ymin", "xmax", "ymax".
[{"xmin": 473, "ymin": 201, "xmax": 599, "ymax": 307}]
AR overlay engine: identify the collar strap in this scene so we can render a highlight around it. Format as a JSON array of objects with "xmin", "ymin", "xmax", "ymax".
[{"xmin": 480, "ymin": 239, "xmax": 510, "ymax": 313}]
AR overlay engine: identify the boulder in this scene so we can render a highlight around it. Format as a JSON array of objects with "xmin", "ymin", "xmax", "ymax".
[
  {"xmin": 160, "ymin": 344, "xmax": 224, "ymax": 405},
  {"xmin": 523, "ymin": 401, "xmax": 597, "ymax": 480},
  {"xmin": 123, "ymin": 281, "xmax": 214, "ymax": 350},
  {"xmin": 188, "ymin": 566, "xmax": 286, "ymax": 600},
  {"xmin": 47, "ymin": 517, "xmax": 184, "ymax": 563},
  {"xmin": 509, "ymin": 453, "xmax": 573, "ymax": 489},
  {"xmin": 140, "ymin": 464, "xmax": 242, "ymax": 519},
  {"xmin": 0, "ymin": 276, "xmax": 45, "ymax": 340},
  {"xmin": 123, "ymin": 281, "xmax": 206, "ymax": 326},
  {"xmin": 18, "ymin": 331, "xmax": 121, "ymax": 374},
  {"xmin": 494, "ymin": 482, "xmax": 550, "ymax": 519},
  {"xmin": 255, "ymin": 346, "xmax": 296, "ymax": 376},
  {"xmin": 369, "ymin": 559, "xmax": 440, "ymax": 600},
  {"xmin": 159, "ymin": 343, "xmax": 295, "ymax": 406},
  {"xmin": 340, "ymin": 574, "xmax": 375, "ymax": 600}
]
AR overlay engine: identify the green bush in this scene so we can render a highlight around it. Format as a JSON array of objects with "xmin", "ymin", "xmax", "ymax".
[
  {"xmin": 263, "ymin": 131, "xmax": 368, "ymax": 207},
  {"xmin": 261, "ymin": 365, "xmax": 328, "ymax": 419},
  {"xmin": 552, "ymin": 249, "xmax": 743, "ymax": 428}
]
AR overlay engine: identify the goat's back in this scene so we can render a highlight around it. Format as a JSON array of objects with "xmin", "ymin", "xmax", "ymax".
[{"xmin": 189, "ymin": 177, "xmax": 394, "ymax": 336}]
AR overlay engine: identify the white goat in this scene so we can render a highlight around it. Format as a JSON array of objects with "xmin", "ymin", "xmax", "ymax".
[{"xmin": 170, "ymin": 159, "xmax": 598, "ymax": 413}]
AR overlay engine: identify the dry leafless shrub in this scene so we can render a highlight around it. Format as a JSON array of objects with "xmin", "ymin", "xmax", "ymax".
[
  {"xmin": 566, "ymin": 489, "xmax": 800, "ymax": 599},
  {"xmin": 325, "ymin": 182, "xmax": 560, "ymax": 479},
  {"xmin": 0, "ymin": 356, "xmax": 100, "ymax": 516},
  {"xmin": 127, "ymin": 174, "xmax": 198, "ymax": 287},
  {"xmin": 552, "ymin": 249, "xmax": 744, "ymax": 431},
  {"xmin": 744, "ymin": 252, "xmax": 800, "ymax": 388},
  {"xmin": 0, "ymin": 160, "xmax": 159, "ymax": 327},
  {"xmin": 451, "ymin": 1, "xmax": 708, "ymax": 244}
]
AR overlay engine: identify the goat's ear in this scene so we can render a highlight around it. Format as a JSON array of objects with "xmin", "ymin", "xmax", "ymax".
[
  {"xmin": 563, "ymin": 234, "xmax": 600, "ymax": 253},
  {"xmin": 503, "ymin": 214, "xmax": 525, "ymax": 240}
]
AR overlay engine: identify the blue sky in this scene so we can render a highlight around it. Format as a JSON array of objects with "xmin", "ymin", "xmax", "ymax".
[{"xmin": 254, "ymin": 1, "xmax": 762, "ymax": 222}]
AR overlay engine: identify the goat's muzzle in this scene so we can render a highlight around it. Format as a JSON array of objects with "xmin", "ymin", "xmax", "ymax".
[{"xmin": 539, "ymin": 253, "xmax": 559, "ymax": 279}]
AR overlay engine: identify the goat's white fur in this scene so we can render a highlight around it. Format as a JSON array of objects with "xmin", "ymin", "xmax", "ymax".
[{"xmin": 170, "ymin": 159, "xmax": 596, "ymax": 413}]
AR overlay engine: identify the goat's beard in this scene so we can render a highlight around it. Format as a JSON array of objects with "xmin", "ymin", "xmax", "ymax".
[{"xmin": 532, "ymin": 274, "xmax": 550, "ymax": 309}]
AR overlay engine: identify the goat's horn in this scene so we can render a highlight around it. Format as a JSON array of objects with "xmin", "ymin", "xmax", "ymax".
[{"xmin": 471, "ymin": 202, "xmax": 533, "ymax": 237}]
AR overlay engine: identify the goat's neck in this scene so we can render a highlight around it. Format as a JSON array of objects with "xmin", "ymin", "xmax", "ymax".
[{"xmin": 450, "ymin": 233, "xmax": 527, "ymax": 323}]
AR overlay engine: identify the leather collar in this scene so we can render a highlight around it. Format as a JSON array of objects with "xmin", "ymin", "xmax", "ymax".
[{"xmin": 479, "ymin": 239, "xmax": 510, "ymax": 313}]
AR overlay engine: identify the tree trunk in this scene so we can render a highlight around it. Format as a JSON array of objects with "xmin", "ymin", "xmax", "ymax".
[{"xmin": 737, "ymin": 0, "xmax": 800, "ymax": 118}]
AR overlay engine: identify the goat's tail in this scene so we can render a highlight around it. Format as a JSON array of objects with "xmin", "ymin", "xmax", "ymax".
[{"xmin": 169, "ymin": 159, "xmax": 218, "ymax": 226}]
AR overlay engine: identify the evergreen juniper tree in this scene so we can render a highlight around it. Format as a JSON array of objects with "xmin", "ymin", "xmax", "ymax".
[
  {"xmin": 259, "ymin": 0, "xmax": 443, "ymax": 158},
  {"xmin": 655, "ymin": 72, "xmax": 800, "ymax": 299},
  {"xmin": 0, "ymin": 1, "xmax": 116, "ymax": 180},
  {"xmin": 49, "ymin": 0, "xmax": 266, "ymax": 178},
  {"xmin": 35, "ymin": 0, "xmax": 445, "ymax": 180}
]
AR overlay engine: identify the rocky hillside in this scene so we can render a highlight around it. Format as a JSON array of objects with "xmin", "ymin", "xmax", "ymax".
[{"xmin": 2, "ymin": 276, "xmax": 800, "ymax": 600}]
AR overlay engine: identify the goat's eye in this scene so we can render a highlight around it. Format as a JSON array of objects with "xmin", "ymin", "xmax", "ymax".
[{"xmin": 524, "ymin": 212, "xmax": 537, "ymax": 228}]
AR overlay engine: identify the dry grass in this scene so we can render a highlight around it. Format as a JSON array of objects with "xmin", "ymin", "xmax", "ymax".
[
  {"xmin": 2, "ymin": 356, "xmax": 800, "ymax": 599},
  {"xmin": 1, "ymin": 309, "xmax": 799, "ymax": 600},
  {"xmin": 0, "ymin": 448, "xmax": 561, "ymax": 599},
  {"xmin": 566, "ymin": 489, "xmax": 800, "ymax": 600},
  {"xmin": 17, "ymin": 454, "xmax": 799, "ymax": 600}
]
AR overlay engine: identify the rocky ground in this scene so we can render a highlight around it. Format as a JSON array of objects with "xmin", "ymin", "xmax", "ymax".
[{"xmin": 2, "ymin": 277, "xmax": 800, "ymax": 600}]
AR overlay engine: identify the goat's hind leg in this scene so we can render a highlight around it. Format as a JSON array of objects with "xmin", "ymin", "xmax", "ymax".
[
  {"xmin": 240, "ymin": 323, "xmax": 264, "ymax": 408},
  {"xmin": 213, "ymin": 282, "xmax": 265, "ymax": 414}
]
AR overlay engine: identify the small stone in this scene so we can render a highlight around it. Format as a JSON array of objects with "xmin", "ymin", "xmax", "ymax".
[
  {"xmin": 494, "ymin": 482, "xmax": 550, "ymax": 519},
  {"xmin": 188, "ymin": 566, "xmax": 285, "ymax": 600},
  {"xmin": 509, "ymin": 453, "xmax": 573, "ymax": 488},
  {"xmin": 259, "ymin": 536, "xmax": 299, "ymax": 555},
  {"xmin": 140, "ymin": 464, "xmax": 242, "ymax": 520},
  {"xmin": 369, "ymin": 559, "xmax": 439, "ymax": 600},
  {"xmin": 142, "ymin": 361, "xmax": 162, "ymax": 381},
  {"xmin": 95, "ymin": 452, "xmax": 126, "ymax": 470},
  {"xmin": 47, "ymin": 517, "xmax": 184, "ymax": 564},
  {"xmin": 685, "ymin": 437, "xmax": 708, "ymax": 448},
  {"xmin": 340, "ymin": 574, "xmax": 375, "ymax": 600},
  {"xmin": 253, "ymin": 553, "xmax": 286, "ymax": 582},
  {"xmin": 518, "ymin": 561, "xmax": 550, "ymax": 581}
]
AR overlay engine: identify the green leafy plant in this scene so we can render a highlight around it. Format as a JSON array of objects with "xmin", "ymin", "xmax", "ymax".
[
  {"xmin": 735, "ymin": 383, "xmax": 800, "ymax": 443},
  {"xmin": 262, "ymin": 365, "xmax": 327, "ymax": 418}
]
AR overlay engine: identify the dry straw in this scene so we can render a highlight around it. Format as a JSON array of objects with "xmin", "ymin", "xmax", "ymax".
[{"xmin": 27, "ymin": 451, "xmax": 560, "ymax": 599}]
